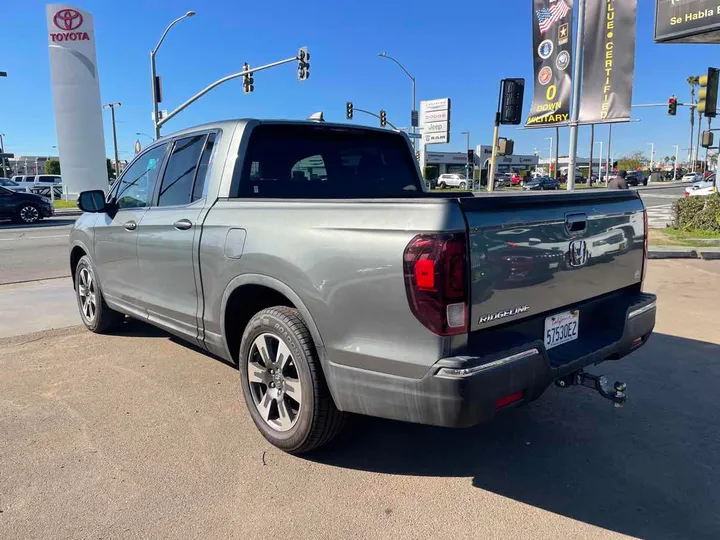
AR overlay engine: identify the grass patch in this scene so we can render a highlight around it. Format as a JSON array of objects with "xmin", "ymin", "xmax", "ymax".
[
  {"xmin": 53, "ymin": 199, "xmax": 78, "ymax": 209},
  {"xmin": 650, "ymin": 227, "xmax": 720, "ymax": 247}
]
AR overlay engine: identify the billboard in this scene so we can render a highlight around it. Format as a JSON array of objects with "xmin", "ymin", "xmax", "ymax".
[
  {"xmin": 526, "ymin": 0, "xmax": 574, "ymax": 127},
  {"xmin": 47, "ymin": 4, "xmax": 109, "ymax": 195},
  {"xmin": 579, "ymin": 0, "xmax": 637, "ymax": 123},
  {"xmin": 421, "ymin": 99, "xmax": 451, "ymax": 145},
  {"xmin": 655, "ymin": 0, "xmax": 720, "ymax": 43}
]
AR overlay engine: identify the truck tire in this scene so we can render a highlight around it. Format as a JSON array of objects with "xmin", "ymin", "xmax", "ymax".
[
  {"xmin": 74, "ymin": 255, "xmax": 125, "ymax": 333},
  {"xmin": 239, "ymin": 307, "xmax": 345, "ymax": 454}
]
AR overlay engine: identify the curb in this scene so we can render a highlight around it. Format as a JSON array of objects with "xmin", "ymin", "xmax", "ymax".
[
  {"xmin": 649, "ymin": 248, "xmax": 720, "ymax": 260},
  {"xmin": 54, "ymin": 209, "xmax": 81, "ymax": 216}
]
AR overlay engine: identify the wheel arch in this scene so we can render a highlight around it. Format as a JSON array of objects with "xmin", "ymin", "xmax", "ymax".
[{"xmin": 69, "ymin": 242, "xmax": 91, "ymax": 289}]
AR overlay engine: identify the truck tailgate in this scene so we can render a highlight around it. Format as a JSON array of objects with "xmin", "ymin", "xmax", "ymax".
[{"xmin": 459, "ymin": 190, "xmax": 645, "ymax": 332}]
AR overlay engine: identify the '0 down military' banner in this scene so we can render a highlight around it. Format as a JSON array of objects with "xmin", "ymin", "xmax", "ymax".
[{"xmin": 526, "ymin": 0, "xmax": 574, "ymax": 127}]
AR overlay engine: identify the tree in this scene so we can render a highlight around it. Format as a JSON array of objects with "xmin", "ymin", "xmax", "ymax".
[
  {"xmin": 44, "ymin": 159, "xmax": 61, "ymax": 175},
  {"xmin": 664, "ymin": 156, "xmax": 670, "ymax": 165},
  {"xmin": 617, "ymin": 151, "xmax": 646, "ymax": 171},
  {"xmin": 106, "ymin": 158, "xmax": 116, "ymax": 180}
]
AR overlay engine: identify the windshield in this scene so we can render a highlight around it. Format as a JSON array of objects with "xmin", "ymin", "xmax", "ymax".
[{"xmin": 236, "ymin": 124, "xmax": 422, "ymax": 198}]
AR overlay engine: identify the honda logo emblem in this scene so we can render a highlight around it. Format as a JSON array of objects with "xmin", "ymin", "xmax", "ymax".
[{"xmin": 568, "ymin": 239, "xmax": 589, "ymax": 267}]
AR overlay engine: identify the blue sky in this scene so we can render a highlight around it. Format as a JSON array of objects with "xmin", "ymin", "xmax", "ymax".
[{"xmin": 2, "ymin": 0, "xmax": 720, "ymax": 163}]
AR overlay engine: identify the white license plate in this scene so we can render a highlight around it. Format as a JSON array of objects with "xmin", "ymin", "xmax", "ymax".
[{"xmin": 544, "ymin": 310, "xmax": 579, "ymax": 350}]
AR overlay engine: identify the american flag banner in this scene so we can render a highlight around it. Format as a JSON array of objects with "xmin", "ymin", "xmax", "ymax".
[
  {"xmin": 526, "ymin": 0, "xmax": 574, "ymax": 128},
  {"xmin": 536, "ymin": 0, "xmax": 571, "ymax": 34}
]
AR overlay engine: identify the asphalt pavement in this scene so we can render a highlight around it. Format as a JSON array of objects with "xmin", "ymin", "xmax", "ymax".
[{"xmin": 0, "ymin": 259, "xmax": 719, "ymax": 540}]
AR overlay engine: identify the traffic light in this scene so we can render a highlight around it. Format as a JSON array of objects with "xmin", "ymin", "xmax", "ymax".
[
  {"xmin": 668, "ymin": 96, "xmax": 677, "ymax": 116},
  {"xmin": 415, "ymin": 151, "xmax": 421, "ymax": 162},
  {"xmin": 702, "ymin": 130, "xmax": 714, "ymax": 148},
  {"xmin": 346, "ymin": 101, "xmax": 353, "ymax": 120},
  {"xmin": 242, "ymin": 63, "xmax": 254, "ymax": 94},
  {"xmin": 498, "ymin": 138, "xmax": 514, "ymax": 156},
  {"xmin": 297, "ymin": 47, "xmax": 310, "ymax": 81},
  {"xmin": 698, "ymin": 67, "xmax": 719, "ymax": 117},
  {"xmin": 500, "ymin": 78, "xmax": 525, "ymax": 125},
  {"xmin": 467, "ymin": 148, "xmax": 474, "ymax": 163},
  {"xmin": 380, "ymin": 110, "xmax": 387, "ymax": 127}
]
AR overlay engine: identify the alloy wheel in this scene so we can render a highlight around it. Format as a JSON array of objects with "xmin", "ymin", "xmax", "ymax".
[
  {"xmin": 247, "ymin": 333, "xmax": 303, "ymax": 432},
  {"xmin": 78, "ymin": 267, "xmax": 97, "ymax": 323},
  {"xmin": 20, "ymin": 205, "xmax": 39, "ymax": 223}
]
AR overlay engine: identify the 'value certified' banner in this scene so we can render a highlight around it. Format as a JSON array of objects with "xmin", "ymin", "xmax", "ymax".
[
  {"xmin": 526, "ymin": 0, "xmax": 574, "ymax": 127},
  {"xmin": 579, "ymin": 0, "xmax": 637, "ymax": 123},
  {"xmin": 655, "ymin": 0, "xmax": 720, "ymax": 43}
]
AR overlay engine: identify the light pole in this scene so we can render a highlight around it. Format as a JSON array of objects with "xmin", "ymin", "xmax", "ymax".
[
  {"xmin": 461, "ymin": 131, "xmax": 470, "ymax": 180},
  {"xmin": 673, "ymin": 145, "xmax": 679, "ymax": 181},
  {"xmin": 378, "ymin": 52, "xmax": 416, "ymax": 147},
  {"xmin": 151, "ymin": 11, "xmax": 196, "ymax": 139},
  {"xmin": 545, "ymin": 136, "xmax": 553, "ymax": 176},
  {"xmin": 136, "ymin": 132, "xmax": 154, "ymax": 142},
  {"xmin": 103, "ymin": 102, "xmax": 121, "ymax": 179},
  {"xmin": 647, "ymin": 142, "xmax": 655, "ymax": 172},
  {"xmin": 0, "ymin": 133, "xmax": 6, "ymax": 177}
]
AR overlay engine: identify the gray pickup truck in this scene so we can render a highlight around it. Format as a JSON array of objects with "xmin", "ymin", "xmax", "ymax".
[{"xmin": 70, "ymin": 119, "xmax": 656, "ymax": 453}]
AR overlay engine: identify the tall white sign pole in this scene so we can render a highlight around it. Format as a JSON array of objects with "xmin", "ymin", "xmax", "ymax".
[
  {"xmin": 47, "ymin": 4, "xmax": 108, "ymax": 196},
  {"xmin": 566, "ymin": 0, "xmax": 587, "ymax": 191}
]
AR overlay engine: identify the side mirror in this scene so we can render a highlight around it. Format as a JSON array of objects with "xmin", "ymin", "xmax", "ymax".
[{"xmin": 77, "ymin": 190, "xmax": 107, "ymax": 213}]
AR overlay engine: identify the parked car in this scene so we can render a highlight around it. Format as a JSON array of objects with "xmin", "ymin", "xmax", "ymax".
[
  {"xmin": 70, "ymin": 118, "xmax": 655, "ymax": 454},
  {"xmin": 0, "ymin": 185, "xmax": 54, "ymax": 223},
  {"xmin": 681, "ymin": 173, "xmax": 703, "ymax": 183},
  {"xmin": 685, "ymin": 174, "xmax": 717, "ymax": 197},
  {"xmin": 436, "ymin": 173, "xmax": 469, "ymax": 189},
  {"xmin": 0, "ymin": 178, "xmax": 29, "ymax": 193},
  {"xmin": 524, "ymin": 176, "xmax": 561, "ymax": 190},
  {"xmin": 511, "ymin": 173, "xmax": 523, "ymax": 185},
  {"xmin": 625, "ymin": 171, "xmax": 648, "ymax": 187},
  {"xmin": 11, "ymin": 174, "xmax": 63, "ymax": 196},
  {"xmin": 560, "ymin": 172, "xmax": 587, "ymax": 184},
  {"xmin": 494, "ymin": 173, "xmax": 512, "ymax": 188}
]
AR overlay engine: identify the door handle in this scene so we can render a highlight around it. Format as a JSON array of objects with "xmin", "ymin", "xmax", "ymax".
[
  {"xmin": 173, "ymin": 219, "xmax": 193, "ymax": 231},
  {"xmin": 124, "ymin": 221, "xmax": 137, "ymax": 231}
]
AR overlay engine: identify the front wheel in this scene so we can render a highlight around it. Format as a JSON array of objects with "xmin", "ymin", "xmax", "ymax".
[
  {"xmin": 239, "ymin": 307, "xmax": 345, "ymax": 454},
  {"xmin": 459, "ymin": 182, "xmax": 466, "ymax": 190},
  {"xmin": 75, "ymin": 256, "xmax": 125, "ymax": 333},
  {"xmin": 16, "ymin": 204, "xmax": 40, "ymax": 224}
]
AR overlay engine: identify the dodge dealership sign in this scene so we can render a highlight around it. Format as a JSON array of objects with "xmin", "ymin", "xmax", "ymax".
[{"xmin": 656, "ymin": 0, "xmax": 720, "ymax": 43}]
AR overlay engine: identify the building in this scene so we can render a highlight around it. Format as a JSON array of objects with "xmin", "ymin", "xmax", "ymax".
[
  {"xmin": 424, "ymin": 147, "xmax": 539, "ymax": 178},
  {"xmin": 7, "ymin": 155, "xmax": 59, "ymax": 176},
  {"xmin": 538, "ymin": 156, "xmax": 605, "ymax": 176}
]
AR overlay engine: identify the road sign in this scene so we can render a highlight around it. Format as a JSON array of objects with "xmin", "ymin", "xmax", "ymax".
[
  {"xmin": 423, "ymin": 98, "xmax": 450, "ymax": 112},
  {"xmin": 406, "ymin": 133, "xmax": 421, "ymax": 139}
]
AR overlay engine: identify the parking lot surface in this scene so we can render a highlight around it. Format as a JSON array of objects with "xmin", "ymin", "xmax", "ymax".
[{"xmin": 1, "ymin": 260, "xmax": 719, "ymax": 540}]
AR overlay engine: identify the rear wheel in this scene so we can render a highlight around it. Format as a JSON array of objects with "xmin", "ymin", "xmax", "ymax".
[
  {"xmin": 438, "ymin": 182, "xmax": 446, "ymax": 189},
  {"xmin": 75, "ymin": 256, "xmax": 125, "ymax": 333},
  {"xmin": 239, "ymin": 307, "xmax": 345, "ymax": 454},
  {"xmin": 16, "ymin": 204, "xmax": 40, "ymax": 224}
]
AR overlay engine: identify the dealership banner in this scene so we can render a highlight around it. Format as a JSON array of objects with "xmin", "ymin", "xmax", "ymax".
[
  {"xmin": 579, "ymin": 0, "xmax": 637, "ymax": 123},
  {"xmin": 526, "ymin": 0, "xmax": 574, "ymax": 127},
  {"xmin": 655, "ymin": 0, "xmax": 720, "ymax": 43}
]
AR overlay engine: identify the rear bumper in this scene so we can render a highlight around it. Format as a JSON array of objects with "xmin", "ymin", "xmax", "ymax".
[{"xmin": 328, "ymin": 292, "xmax": 656, "ymax": 427}]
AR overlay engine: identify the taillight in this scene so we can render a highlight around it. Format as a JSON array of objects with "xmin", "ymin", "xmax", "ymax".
[
  {"xmin": 403, "ymin": 233, "xmax": 469, "ymax": 335},
  {"xmin": 642, "ymin": 209, "xmax": 648, "ymax": 286}
]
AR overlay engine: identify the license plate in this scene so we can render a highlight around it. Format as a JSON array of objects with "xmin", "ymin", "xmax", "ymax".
[{"xmin": 544, "ymin": 310, "xmax": 579, "ymax": 350}]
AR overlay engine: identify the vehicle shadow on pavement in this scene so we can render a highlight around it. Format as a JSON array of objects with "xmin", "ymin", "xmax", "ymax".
[
  {"xmin": 0, "ymin": 219, "xmax": 77, "ymax": 230},
  {"xmin": 310, "ymin": 333, "xmax": 720, "ymax": 540}
]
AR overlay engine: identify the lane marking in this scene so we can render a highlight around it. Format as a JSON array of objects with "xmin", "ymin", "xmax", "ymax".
[{"xmin": 0, "ymin": 233, "xmax": 69, "ymax": 241}]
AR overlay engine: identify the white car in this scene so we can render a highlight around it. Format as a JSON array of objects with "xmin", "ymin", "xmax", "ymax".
[
  {"xmin": 681, "ymin": 173, "xmax": 703, "ymax": 183},
  {"xmin": 436, "ymin": 173, "xmax": 469, "ymax": 189},
  {"xmin": 0, "ymin": 178, "xmax": 29, "ymax": 192},
  {"xmin": 11, "ymin": 174, "xmax": 63, "ymax": 196},
  {"xmin": 685, "ymin": 175, "xmax": 717, "ymax": 197}
]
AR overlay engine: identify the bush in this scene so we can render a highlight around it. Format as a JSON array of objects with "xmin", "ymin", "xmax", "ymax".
[{"xmin": 672, "ymin": 194, "xmax": 720, "ymax": 232}]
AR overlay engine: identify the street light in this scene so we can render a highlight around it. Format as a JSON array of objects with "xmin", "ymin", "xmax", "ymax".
[
  {"xmin": 647, "ymin": 142, "xmax": 655, "ymax": 171},
  {"xmin": 103, "ymin": 102, "xmax": 122, "ymax": 179},
  {"xmin": 136, "ymin": 132, "xmax": 154, "ymax": 142},
  {"xmin": 378, "ymin": 52, "xmax": 416, "ymax": 146},
  {"xmin": 151, "ymin": 11, "xmax": 196, "ymax": 138}
]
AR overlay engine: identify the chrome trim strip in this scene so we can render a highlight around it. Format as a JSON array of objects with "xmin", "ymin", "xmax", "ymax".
[
  {"xmin": 628, "ymin": 301, "xmax": 656, "ymax": 320},
  {"xmin": 436, "ymin": 348, "xmax": 540, "ymax": 379}
]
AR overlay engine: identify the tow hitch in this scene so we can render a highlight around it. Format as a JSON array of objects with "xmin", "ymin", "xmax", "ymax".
[{"xmin": 555, "ymin": 371, "xmax": 627, "ymax": 408}]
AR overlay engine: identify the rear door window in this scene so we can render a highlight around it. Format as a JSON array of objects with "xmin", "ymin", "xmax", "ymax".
[
  {"xmin": 192, "ymin": 133, "xmax": 216, "ymax": 202},
  {"xmin": 236, "ymin": 125, "xmax": 421, "ymax": 198},
  {"xmin": 157, "ymin": 135, "xmax": 207, "ymax": 207}
]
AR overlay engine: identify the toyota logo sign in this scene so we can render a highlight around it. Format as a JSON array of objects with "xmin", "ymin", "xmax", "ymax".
[{"xmin": 54, "ymin": 9, "xmax": 83, "ymax": 31}]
